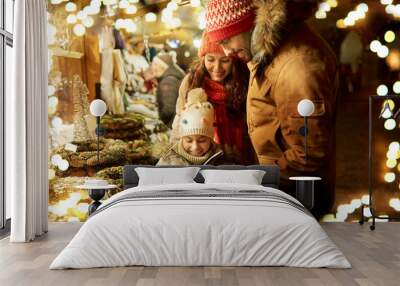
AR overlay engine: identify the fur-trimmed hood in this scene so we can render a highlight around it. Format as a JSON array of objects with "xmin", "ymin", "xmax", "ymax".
[{"xmin": 251, "ymin": 0, "xmax": 320, "ymax": 67}]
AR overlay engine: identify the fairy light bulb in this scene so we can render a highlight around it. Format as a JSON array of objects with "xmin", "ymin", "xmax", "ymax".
[
  {"xmin": 73, "ymin": 24, "xmax": 86, "ymax": 37},
  {"xmin": 65, "ymin": 2, "xmax": 77, "ymax": 12}
]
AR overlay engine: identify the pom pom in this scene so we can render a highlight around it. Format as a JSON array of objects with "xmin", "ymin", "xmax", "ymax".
[{"xmin": 186, "ymin": 88, "xmax": 208, "ymax": 106}]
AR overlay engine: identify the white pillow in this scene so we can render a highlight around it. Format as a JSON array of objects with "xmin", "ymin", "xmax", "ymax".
[
  {"xmin": 135, "ymin": 167, "xmax": 200, "ymax": 186},
  {"xmin": 200, "ymin": 169, "xmax": 266, "ymax": 185}
]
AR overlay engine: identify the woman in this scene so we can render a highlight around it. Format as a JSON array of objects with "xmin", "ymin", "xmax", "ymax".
[{"xmin": 172, "ymin": 32, "xmax": 254, "ymax": 165}]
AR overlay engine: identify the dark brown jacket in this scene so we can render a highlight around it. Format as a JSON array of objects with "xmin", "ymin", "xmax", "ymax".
[{"xmin": 249, "ymin": 0, "xmax": 338, "ymax": 216}]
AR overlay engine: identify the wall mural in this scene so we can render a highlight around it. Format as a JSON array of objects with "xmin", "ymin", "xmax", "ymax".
[{"xmin": 47, "ymin": 0, "xmax": 400, "ymax": 223}]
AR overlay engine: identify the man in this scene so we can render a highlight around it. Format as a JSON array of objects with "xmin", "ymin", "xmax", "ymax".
[
  {"xmin": 206, "ymin": 0, "xmax": 338, "ymax": 218},
  {"xmin": 152, "ymin": 52, "xmax": 186, "ymax": 127}
]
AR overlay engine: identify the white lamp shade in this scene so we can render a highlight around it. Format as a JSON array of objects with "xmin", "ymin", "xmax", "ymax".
[
  {"xmin": 297, "ymin": 99, "xmax": 315, "ymax": 117},
  {"xmin": 90, "ymin": 99, "xmax": 107, "ymax": 117}
]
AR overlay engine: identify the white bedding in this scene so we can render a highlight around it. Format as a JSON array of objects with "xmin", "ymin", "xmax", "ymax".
[{"xmin": 50, "ymin": 183, "xmax": 351, "ymax": 269}]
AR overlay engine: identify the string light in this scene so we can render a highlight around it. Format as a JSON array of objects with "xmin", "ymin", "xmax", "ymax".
[
  {"xmin": 384, "ymin": 119, "xmax": 396, "ymax": 130},
  {"xmin": 386, "ymin": 149, "xmax": 398, "ymax": 160},
  {"xmin": 336, "ymin": 19, "xmax": 346, "ymax": 29},
  {"xmin": 338, "ymin": 3, "xmax": 369, "ymax": 28},
  {"xmin": 162, "ymin": 8, "xmax": 174, "ymax": 23},
  {"xmin": 315, "ymin": 0, "xmax": 338, "ymax": 19},
  {"xmin": 390, "ymin": 198, "xmax": 400, "ymax": 211},
  {"xmin": 370, "ymin": 40, "xmax": 390, "ymax": 59},
  {"xmin": 52, "ymin": 117, "xmax": 63, "ymax": 129},
  {"xmin": 86, "ymin": 5, "xmax": 101, "ymax": 15},
  {"xmin": 115, "ymin": 19, "xmax": 125, "ymax": 30},
  {"xmin": 377, "ymin": 84, "xmax": 389, "ymax": 96},
  {"xmin": 73, "ymin": 24, "xmax": 86, "ymax": 36},
  {"xmin": 126, "ymin": 5, "xmax": 138, "ymax": 14},
  {"xmin": 145, "ymin": 12, "xmax": 157, "ymax": 22},
  {"xmin": 378, "ymin": 45, "xmax": 390, "ymax": 58},
  {"xmin": 48, "ymin": 96, "xmax": 59, "ymax": 108},
  {"xmin": 65, "ymin": 2, "xmax": 77, "ymax": 12},
  {"xmin": 387, "ymin": 159, "xmax": 397, "ymax": 168},
  {"xmin": 389, "ymin": 142, "xmax": 400, "ymax": 152},
  {"xmin": 82, "ymin": 17, "xmax": 94, "ymax": 28},
  {"xmin": 167, "ymin": 1, "xmax": 178, "ymax": 11},
  {"xmin": 167, "ymin": 18, "xmax": 182, "ymax": 29},
  {"xmin": 51, "ymin": 154, "xmax": 62, "ymax": 166},
  {"xmin": 115, "ymin": 19, "xmax": 137, "ymax": 33},
  {"xmin": 190, "ymin": 0, "xmax": 201, "ymax": 8},
  {"xmin": 384, "ymin": 30, "xmax": 396, "ymax": 43},
  {"xmin": 382, "ymin": 107, "xmax": 393, "ymax": 119},
  {"xmin": 393, "ymin": 81, "xmax": 400, "ymax": 93},
  {"xmin": 76, "ymin": 11, "xmax": 88, "ymax": 20},
  {"xmin": 370, "ymin": 40, "xmax": 382, "ymax": 52},
  {"xmin": 125, "ymin": 19, "xmax": 137, "ymax": 33},
  {"xmin": 385, "ymin": 172, "xmax": 396, "ymax": 182},
  {"xmin": 193, "ymin": 38, "xmax": 201, "ymax": 49},
  {"xmin": 58, "ymin": 160, "xmax": 70, "ymax": 171},
  {"xmin": 385, "ymin": 4, "xmax": 396, "ymax": 15},
  {"xmin": 91, "ymin": 0, "xmax": 102, "ymax": 7},
  {"xmin": 119, "ymin": 0, "xmax": 129, "ymax": 9},
  {"xmin": 66, "ymin": 14, "xmax": 77, "ymax": 24}
]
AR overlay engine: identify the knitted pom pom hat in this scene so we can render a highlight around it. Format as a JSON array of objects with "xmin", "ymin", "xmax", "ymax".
[
  {"xmin": 206, "ymin": 0, "xmax": 256, "ymax": 43},
  {"xmin": 179, "ymin": 88, "xmax": 215, "ymax": 139}
]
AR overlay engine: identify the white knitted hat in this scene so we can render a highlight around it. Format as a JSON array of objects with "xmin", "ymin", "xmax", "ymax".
[{"xmin": 179, "ymin": 88, "xmax": 215, "ymax": 139}]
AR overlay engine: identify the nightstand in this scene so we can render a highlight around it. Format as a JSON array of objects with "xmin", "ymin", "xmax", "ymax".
[{"xmin": 289, "ymin": 176, "xmax": 321, "ymax": 210}]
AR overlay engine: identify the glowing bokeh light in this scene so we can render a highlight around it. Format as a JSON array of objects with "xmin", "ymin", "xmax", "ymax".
[
  {"xmin": 385, "ymin": 172, "xmax": 396, "ymax": 182},
  {"xmin": 385, "ymin": 30, "xmax": 396, "ymax": 43},
  {"xmin": 384, "ymin": 119, "xmax": 396, "ymax": 130}
]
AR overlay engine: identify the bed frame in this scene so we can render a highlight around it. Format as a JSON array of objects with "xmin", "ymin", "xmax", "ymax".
[{"xmin": 123, "ymin": 165, "xmax": 280, "ymax": 190}]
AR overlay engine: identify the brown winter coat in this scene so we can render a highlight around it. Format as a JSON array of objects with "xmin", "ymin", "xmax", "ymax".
[{"xmin": 249, "ymin": 0, "xmax": 338, "ymax": 216}]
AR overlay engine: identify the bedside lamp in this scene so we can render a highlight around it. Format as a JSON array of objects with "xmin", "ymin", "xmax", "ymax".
[
  {"xmin": 90, "ymin": 99, "xmax": 107, "ymax": 163},
  {"xmin": 297, "ymin": 99, "xmax": 315, "ymax": 162},
  {"xmin": 290, "ymin": 99, "xmax": 319, "ymax": 211}
]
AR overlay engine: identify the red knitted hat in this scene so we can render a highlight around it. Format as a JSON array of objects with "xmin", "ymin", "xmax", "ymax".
[
  {"xmin": 198, "ymin": 31, "xmax": 225, "ymax": 57},
  {"xmin": 206, "ymin": 0, "xmax": 256, "ymax": 43}
]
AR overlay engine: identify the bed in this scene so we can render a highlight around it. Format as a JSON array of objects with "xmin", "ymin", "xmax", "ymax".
[{"xmin": 50, "ymin": 165, "xmax": 350, "ymax": 269}]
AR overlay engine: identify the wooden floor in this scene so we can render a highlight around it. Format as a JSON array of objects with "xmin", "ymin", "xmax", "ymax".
[{"xmin": 0, "ymin": 223, "xmax": 399, "ymax": 286}]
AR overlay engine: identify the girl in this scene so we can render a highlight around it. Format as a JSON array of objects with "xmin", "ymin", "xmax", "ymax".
[{"xmin": 157, "ymin": 88, "xmax": 224, "ymax": 166}]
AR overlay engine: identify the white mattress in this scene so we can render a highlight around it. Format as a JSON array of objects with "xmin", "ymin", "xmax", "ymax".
[{"xmin": 50, "ymin": 183, "xmax": 351, "ymax": 269}]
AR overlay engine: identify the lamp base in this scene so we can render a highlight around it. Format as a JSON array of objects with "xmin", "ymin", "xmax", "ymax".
[
  {"xmin": 88, "ymin": 189, "xmax": 106, "ymax": 215},
  {"xmin": 295, "ymin": 181, "xmax": 314, "ymax": 210}
]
